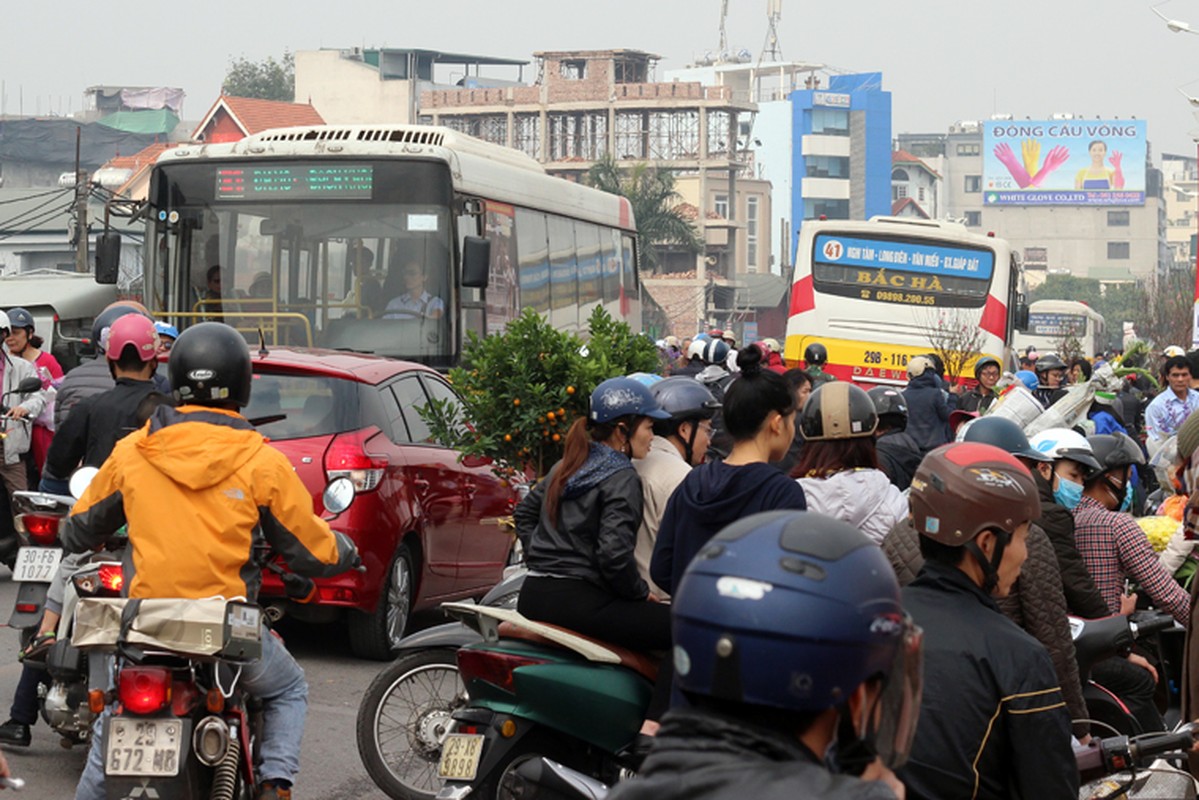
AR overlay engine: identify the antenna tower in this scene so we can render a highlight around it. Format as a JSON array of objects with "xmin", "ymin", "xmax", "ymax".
[{"xmin": 761, "ymin": 0, "xmax": 784, "ymax": 62}]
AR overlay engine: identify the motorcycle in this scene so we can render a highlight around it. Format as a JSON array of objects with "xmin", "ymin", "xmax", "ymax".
[
  {"xmin": 356, "ymin": 567, "xmax": 526, "ymax": 800},
  {"xmin": 432, "ymin": 603, "xmax": 655, "ymax": 800},
  {"xmin": 9, "ymin": 489, "xmax": 74, "ymax": 634},
  {"xmin": 0, "ymin": 375, "xmax": 45, "ymax": 567}
]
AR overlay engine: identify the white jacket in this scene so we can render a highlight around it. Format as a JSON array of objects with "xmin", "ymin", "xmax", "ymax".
[
  {"xmin": 633, "ymin": 436, "xmax": 692, "ymax": 597},
  {"xmin": 2, "ymin": 350, "xmax": 47, "ymax": 465},
  {"xmin": 797, "ymin": 469, "xmax": 908, "ymax": 545}
]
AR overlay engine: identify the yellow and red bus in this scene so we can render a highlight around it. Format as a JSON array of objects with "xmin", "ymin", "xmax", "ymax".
[{"xmin": 785, "ymin": 217, "xmax": 1026, "ymax": 385}]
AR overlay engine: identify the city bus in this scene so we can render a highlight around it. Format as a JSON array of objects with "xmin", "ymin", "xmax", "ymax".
[
  {"xmin": 97, "ymin": 124, "xmax": 640, "ymax": 368},
  {"xmin": 785, "ymin": 217, "xmax": 1027, "ymax": 385},
  {"xmin": 1011, "ymin": 299, "xmax": 1106, "ymax": 361}
]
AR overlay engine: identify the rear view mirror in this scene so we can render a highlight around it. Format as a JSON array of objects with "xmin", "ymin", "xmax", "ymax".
[
  {"xmin": 462, "ymin": 236, "xmax": 491, "ymax": 289},
  {"xmin": 69, "ymin": 466, "xmax": 101, "ymax": 500},
  {"xmin": 1014, "ymin": 294, "xmax": 1030, "ymax": 332},
  {"xmin": 94, "ymin": 232, "xmax": 121, "ymax": 284},
  {"xmin": 322, "ymin": 477, "xmax": 356, "ymax": 515},
  {"xmin": 16, "ymin": 377, "xmax": 42, "ymax": 395}
]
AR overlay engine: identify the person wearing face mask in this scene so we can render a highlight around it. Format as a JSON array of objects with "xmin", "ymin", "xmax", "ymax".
[
  {"xmin": 1026, "ymin": 429, "xmax": 1112, "ymax": 620},
  {"xmin": 1073, "ymin": 433, "xmax": 1190, "ymax": 625}
]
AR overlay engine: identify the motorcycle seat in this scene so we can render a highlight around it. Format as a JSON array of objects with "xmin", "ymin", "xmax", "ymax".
[{"xmin": 496, "ymin": 621, "xmax": 660, "ymax": 682}]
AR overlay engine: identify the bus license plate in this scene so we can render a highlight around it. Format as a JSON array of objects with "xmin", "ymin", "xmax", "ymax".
[
  {"xmin": 106, "ymin": 719, "xmax": 183, "ymax": 776},
  {"xmin": 12, "ymin": 547, "xmax": 61, "ymax": 583},
  {"xmin": 438, "ymin": 733, "xmax": 484, "ymax": 781}
]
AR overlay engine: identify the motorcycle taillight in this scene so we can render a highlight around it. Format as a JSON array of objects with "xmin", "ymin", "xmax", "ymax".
[
  {"xmin": 456, "ymin": 649, "xmax": 547, "ymax": 694},
  {"xmin": 98, "ymin": 564, "xmax": 124, "ymax": 593},
  {"xmin": 16, "ymin": 513, "xmax": 59, "ymax": 545},
  {"xmin": 118, "ymin": 667, "xmax": 172, "ymax": 715}
]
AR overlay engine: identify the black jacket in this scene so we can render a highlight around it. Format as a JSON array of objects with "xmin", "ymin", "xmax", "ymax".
[
  {"xmin": 874, "ymin": 430, "xmax": 922, "ymax": 491},
  {"xmin": 607, "ymin": 710, "xmax": 897, "ymax": 800},
  {"xmin": 44, "ymin": 378, "xmax": 165, "ymax": 480},
  {"xmin": 899, "ymin": 562, "xmax": 1078, "ymax": 800},
  {"xmin": 514, "ymin": 460, "xmax": 647, "ymax": 601},
  {"xmin": 54, "ymin": 357, "xmax": 169, "ymax": 430},
  {"xmin": 957, "ymin": 387, "xmax": 997, "ymax": 414},
  {"xmin": 1034, "ymin": 470, "xmax": 1109, "ymax": 619},
  {"xmin": 1034, "ymin": 385, "xmax": 1068, "ymax": 409},
  {"xmin": 901, "ymin": 372, "xmax": 949, "ymax": 453}
]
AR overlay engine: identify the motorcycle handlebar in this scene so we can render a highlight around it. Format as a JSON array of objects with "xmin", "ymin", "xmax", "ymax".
[
  {"xmin": 1077, "ymin": 724, "xmax": 1198, "ymax": 783},
  {"xmin": 1129, "ymin": 612, "xmax": 1177, "ymax": 637}
]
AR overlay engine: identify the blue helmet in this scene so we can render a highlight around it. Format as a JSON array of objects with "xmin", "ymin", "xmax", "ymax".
[
  {"xmin": 626, "ymin": 372, "xmax": 664, "ymax": 388},
  {"xmin": 701, "ymin": 339, "xmax": 730, "ymax": 365},
  {"xmin": 6, "ymin": 307, "xmax": 34, "ymax": 331},
  {"xmin": 154, "ymin": 321, "xmax": 179, "ymax": 340},
  {"xmin": 589, "ymin": 377, "xmax": 671, "ymax": 425},
  {"xmin": 1015, "ymin": 370, "xmax": 1038, "ymax": 392},
  {"xmin": 672, "ymin": 511, "xmax": 922, "ymax": 768}
]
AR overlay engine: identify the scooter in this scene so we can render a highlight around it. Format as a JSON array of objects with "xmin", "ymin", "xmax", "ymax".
[
  {"xmin": 9, "ymin": 489, "xmax": 74, "ymax": 634},
  {"xmin": 356, "ymin": 567, "xmax": 526, "ymax": 800},
  {"xmin": 433, "ymin": 604, "xmax": 655, "ymax": 800}
]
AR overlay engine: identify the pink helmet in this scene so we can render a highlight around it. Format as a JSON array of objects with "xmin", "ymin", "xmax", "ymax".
[{"xmin": 105, "ymin": 314, "xmax": 158, "ymax": 363}]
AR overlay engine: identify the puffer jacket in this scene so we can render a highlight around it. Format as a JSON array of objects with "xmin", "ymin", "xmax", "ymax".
[
  {"xmin": 514, "ymin": 446, "xmax": 647, "ymax": 601},
  {"xmin": 61, "ymin": 405, "xmax": 357, "ymax": 601},
  {"xmin": 901, "ymin": 371, "xmax": 949, "ymax": 452},
  {"xmin": 1, "ymin": 351, "xmax": 46, "ymax": 465},
  {"xmin": 883, "ymin": 517, "xmax": 1087, "ymax": 736},
  {"xmin": 797, "ymin": 469, "xmax": 907, "ymax": 545},
  {"xmin": 607, "ymin": 709, "xmax": 898, "ymax": 800},
  {"xmin": 1033, "ymin": 470, "xmax": 1109, "ymax": 619}
]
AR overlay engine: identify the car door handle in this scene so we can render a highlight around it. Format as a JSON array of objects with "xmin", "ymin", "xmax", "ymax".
[{"xmin": 411, "ymin": 477, "xmax": 430, "ymax": 493}]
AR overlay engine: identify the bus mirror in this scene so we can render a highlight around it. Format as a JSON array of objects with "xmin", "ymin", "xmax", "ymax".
[
  {"xmin": 94, "ymin": 232, "xmax": 121, "ymax": 284},
  {"xmin": 1014, "ymin": 296, "xmax": 1030, "ymax": 332},
  {"xmin": 462, "ymin": 236, "xmax": 491, "ymax": 289}
]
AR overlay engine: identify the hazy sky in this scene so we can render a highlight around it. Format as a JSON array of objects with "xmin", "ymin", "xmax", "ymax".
[{"xmin": 5, "ymin": 0, "xmax": 1199, "ymax": 156}]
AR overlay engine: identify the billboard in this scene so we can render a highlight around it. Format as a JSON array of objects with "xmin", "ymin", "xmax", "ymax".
[{"xmin": 982, "ymin": 120, "xmax": 1146, "ymax": 206}]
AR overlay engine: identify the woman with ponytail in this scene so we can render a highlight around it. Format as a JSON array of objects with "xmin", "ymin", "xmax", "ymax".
[
  {"xmin": 514, "ymin": 376, "xmax": 674, "ymax": 729},
  {"xmin": 651, "ymin": 345, "xmax": 808, "ymax": 596}
]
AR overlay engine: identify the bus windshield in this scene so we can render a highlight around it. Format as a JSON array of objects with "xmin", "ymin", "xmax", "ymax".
[{"xmin": 147, "ymin": 159, "xmax": 457, "ymax": 365}]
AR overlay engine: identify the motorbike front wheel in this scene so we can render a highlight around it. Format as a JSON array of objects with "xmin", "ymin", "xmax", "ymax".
[{"xmin": 356, "ymin": 648, "xmax": 466, "ymax": 800}]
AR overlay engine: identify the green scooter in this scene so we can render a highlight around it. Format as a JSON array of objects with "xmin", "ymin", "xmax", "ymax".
[{"xmin": 433, "ymin": 603, "xmax": 657, "ymax": 800}]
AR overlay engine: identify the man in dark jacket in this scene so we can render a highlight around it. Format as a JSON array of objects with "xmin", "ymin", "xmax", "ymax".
[
  {"xmin": 958, "ymin": 355, "xmax": 1002, "ymax": 413},
  {"xmin": 867, "ymin": 386, "xmax": 921, "ymax": 491},
  {"xmin": 900, "ymin": 356, "xmax": 948, "ymax": 453},
  {"xmin": 900, "ymin": 443, "xmax": 1077, "ymax": 800}
]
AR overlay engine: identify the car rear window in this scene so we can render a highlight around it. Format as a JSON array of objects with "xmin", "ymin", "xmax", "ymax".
[{"xmin": 245, "ymin": 372, "xmax": 362, "ymax": 441}]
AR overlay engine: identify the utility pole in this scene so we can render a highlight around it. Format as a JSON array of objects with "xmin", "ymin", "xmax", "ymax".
[{"xmin": 74, "ymin": 127, "xmax": 89, "ymax": 274}]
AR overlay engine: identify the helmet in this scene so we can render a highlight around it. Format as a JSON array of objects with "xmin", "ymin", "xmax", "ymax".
[
  {"xmin": 6, "ymin": 307, "xmax": 34, "ymax": 332},
  {"xmin": 948, "ymin": 409, "xmax": 978, "ymax": 434},
  {"xmin": 958, "ymin": 416, "xmax": 1052, "ymax": 462},
  {"xmin": 1015, "ymin": 370, "xmax": 1038, "ymax": 391},
  {"xmin": 650, "ymin": 377, "xmax": 720, "ymax": 421},
  {"xmin": 1028, "ymin": 428, "xmax": 1102, "ymax": 473},
  {"xmin": 803, "ymin": 342, "xmax": 828, "ymax": 366},
  {"xmin": 626, "ymin": 372, "xmax": 663, "ymax": 388},
  {"xmin": 923, "ymin": 353, "xmax": 945, "ymax": 377},
  {"xmin": 168, "ymin": 322, "xmax": 253, "ymax": 407},
  {"xmin": 868, "ymin": 386, "xmax": 907, "ymax": 419},
  {"xmin": 760, "ymin": 338, "xmax": 780, "ymax": 354},
  {"xmin": 973, "ymin": 355, "xmax": 1001, "ymax": 380},
  {"xmin": 1033, "ymin": 353, "xmax": 1067, "ymax": 375},
  {"xmin": 708, "ymin": 328, "xmax": 724, "ymax": 339},
  {"xmin": 1087, "ymin": 433, "xmax": 1145, "ymax": 474},
  {"xmin": 153, "ymin": 321, "xmax": 179, "ymax": 340},
  {"xmin": 799, "ymin": 382, "xmax": 878, "ymax": 441},
  {"xmin": 687, "ymin": 339, "xmax": 708, "ymax": 360},
  {"xmin": 672, "ymin": 510, "xmax": 922, "ymax": 768},
  {"xmin": 105, "ymin": 314, "xmax": 158, "ymax": 363},
  {"xmin": 664, "ymin": 335, "xmax": 679, "ymax": 348},
  {"xmin": 589, "ymin": 377, "xmax": 671, "ymax": 425},
  {"xmin": 910, "ymin": 443, "xmax": 1041, "ymax": 546},
  {"xmin": 907, "ymin": 355, "xmax": 933, "ymax": 378},
  {"xmin": 701, "ymin": 339, "xmax": 730, "ymax": 365},
  {"xmin": 1164, "ymin": 345, "xmax": 1187, "ymax": 358},
  {"xmin": 90, "ymin": 303, "xmax": 149, "ymax": 354},
  {"xmin": 0, "ymin": 310, "xmax": 9, "ymax": 334}
]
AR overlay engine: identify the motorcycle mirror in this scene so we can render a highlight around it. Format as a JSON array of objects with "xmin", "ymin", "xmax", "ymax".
[
  {"xmin": 322, "ymin": 477, "xmax": 355, "ymax": 515},
  {"xmin": 69, "ymin": 466, "xmax": 101, "ymax": 500},
  {"xmin": 16, "ymin": 376, "xmax": 42, "ymax": 395}
]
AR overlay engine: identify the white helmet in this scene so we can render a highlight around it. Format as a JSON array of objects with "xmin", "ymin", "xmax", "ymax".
[
  {"xmin": 0, "ymin": 310, "xmax": 9, "ymax": 334},
  {"xmin": 687, "ymin": 339, "xmax": 707, "ymax": 360},
  {"xmin": 1164, "ymin": 345, "xmax": 1187, "ymax": 358},
  {"xmin": 1028, "ymin": 428, "xmax": 1102, "ymax": 473}
]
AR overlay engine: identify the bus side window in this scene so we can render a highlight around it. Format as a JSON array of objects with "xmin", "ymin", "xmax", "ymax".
[{"xmin": 548, "ymin": 215, "xmax": 579, "ymax": 333}]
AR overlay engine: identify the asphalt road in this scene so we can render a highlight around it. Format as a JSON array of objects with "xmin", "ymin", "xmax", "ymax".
[{"xmin": 0, "ymin": 571, "xmax": 441, "ymax": 799}]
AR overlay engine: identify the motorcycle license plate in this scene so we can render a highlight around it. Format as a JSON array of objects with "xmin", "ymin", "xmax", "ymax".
[
  {"xmin": 12, "ymin": 547, "xmax": 61, "ymax": 583},
  {"xmin": 106, "ymin": 718, "xmax": 183, "ymax": 776},
  {"xmin": 438, "ymin": 733, "xmax": 484, "ymax": 781}
]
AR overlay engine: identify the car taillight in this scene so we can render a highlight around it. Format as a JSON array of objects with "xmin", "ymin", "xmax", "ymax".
[
  {"xmin": 98, "ymin": 564, "xmax": 123, "ymax": 593},
  {"xmin": 119, "ymin": 667, "xmax": 172, "ymax": 715},
  {"xmin": 324, "ymin": 428, "xmax": 387, "ymax": 493},
  {"xmin": 456, "ymin": 649, "xmax": 547, "ymax": 694},
  {"xmin": 16, "ymin": 513, "xmax": 60, "ymax": 545}
]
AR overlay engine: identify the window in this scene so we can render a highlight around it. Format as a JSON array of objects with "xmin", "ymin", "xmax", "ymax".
[
  {"xmin": 575, "ymin": 220, "xmax": 602, "ymax": 309},
  {"xmin": 805, "ymin": 198, "xmax": 849, "ymax": 219},
  {"xmin": 746, "ymin": 196, "xmax": 759, "ymax": 270},
  {"xmin": 1108, "ymin": 241, "xmax": 1130, "ymax": 260},
  {"xmin": 714, "ymin": 194, "xmax": 729, "ymax": 219},
  {"xmin": 390, "ymin": 376, "xmax": 432, "ymax": 444},
  {"xmin": 893, "ymin": 185, "xmax": 908, "ymax": 200},
  {"xmin": 964, "ymin": 211, "xmax": 982, "ymax": 226},
  {"xmin": 242, "ymin": 373, "xmax": 357, "ymax": 442},
  {"xmin": 559, "ymin": 59, "xmax": 586, "ymax": 80},
  {"xmin": 1107, "ymin": 210, "xmax": 1130, "ymax": 227},
  {"xmin": 918, "ymin": 187, "xmax": 926, "ymax": 202},
  {"xmin": 547, "ymin": 215, "xmax": 578, "ymax": 331},
  {"xmin": 515, "ymin": 208, "xmax": 550, "ymax": 314},
  {"xmin": 891, "ymin": 169, "xmax": 910, "ymax": 182},
  {"xmin": 956, "ymin": 143, "xmax": 981, "ymax": 157},
  {"xmin": 421, "ymin": 376, "xmax": 467, "ymax": 438},
  {"xmin": 807, "ymin": 155, "xmax": 849, "ymax": 179},
  {"xmin": 964, "ymin": 175, "xmax": 982, "ymax": 193},
  {"xmin": 810, "ymin": 107, "xmax": 849, "ymax": 136}
]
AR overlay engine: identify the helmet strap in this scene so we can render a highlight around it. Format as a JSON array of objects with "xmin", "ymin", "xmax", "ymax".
[
  {"xmin": 964, "ymin": 531, "xmax": 1009, "ymax": 595},
  {"xmin": 828, "ymin": 697, "xmax": 879, "ymax": 777},
  {"xmin": 682, "ymin": 419, "xmax": 699, "ymax": 464}
]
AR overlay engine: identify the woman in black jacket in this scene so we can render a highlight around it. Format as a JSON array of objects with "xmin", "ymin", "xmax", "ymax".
[{"xmin": 901, "ymin": 355, "xmax": 949, "ymax": 452}]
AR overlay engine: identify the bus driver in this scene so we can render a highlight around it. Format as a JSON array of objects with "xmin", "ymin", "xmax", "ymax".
[{"xmin": 382, "ymin": 260, "xmax": 444, "ymax": 321}]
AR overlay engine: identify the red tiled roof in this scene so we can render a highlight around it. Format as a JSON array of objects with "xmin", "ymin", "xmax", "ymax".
[
  {"xmin": 892, "ymin": 149, "xmax": 941, "ymax": 179},
  {"xmin": 192, "ymin": 95, "xmax": 325, "ymax": 140},
  {"xmin": 102, "ymin": 142, "xmax": 175, "ymax": 172},
  {"xmin": 891, "ymin": 197, "xmax": 931, "ymax": 219}
]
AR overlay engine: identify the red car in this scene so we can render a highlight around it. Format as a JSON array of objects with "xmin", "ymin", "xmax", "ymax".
[{"xmin": 243, "ymin": 348, "xmax": 517, "ymax": 660}]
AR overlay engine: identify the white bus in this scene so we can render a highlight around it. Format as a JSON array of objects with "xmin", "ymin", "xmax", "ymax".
[
  {"xmin": 97, "ymin": 125, "xmax": 640, "ymax": 368},
  {"xmin": 786, "ymin": 217, "xmax": 1027, "ymax": 385},
  {"xmin": 1011, "ymin": 299, "xmax": 1106, "ymax": 360}
]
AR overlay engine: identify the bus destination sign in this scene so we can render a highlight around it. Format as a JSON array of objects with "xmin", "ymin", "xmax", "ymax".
[
  {"xmin": 215, "ymin": 164, "xmax": 374, "ymax": 201},
  {"xmin": 814, "ymin": 234, "xmax": 995, "ymax": 279}
]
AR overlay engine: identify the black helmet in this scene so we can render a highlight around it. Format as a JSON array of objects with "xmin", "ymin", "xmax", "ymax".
[
  {"xmin": 1086, "ymin": 432, "xmax": 1145, "ymax": 476},
  {"xmin": 651, "ymin": 377, "xmax": 720, "ymax": 422},
  {"xmin": 867, "ymin": 386, "xmax": 907, "ymax": 432},
  {"xmin": 90, "ymin": 303, "xmax": 149, "ymax": 354},
  {"xmin": 168, "ymin": 322, "xmax": 253, "ymax": 407},
  {"xmin": 6, "ymin": 307, "xmax": 34, "ymax": 331},
  {"xmin": 800, "ymin": 382, "xmax": 878, "ymax": 441},
  {"xmin": 958, "ymin": 416, "xmax": 1052, "ymax": 463},
  {"xmin": 973, "ymin": 355, "xmax": 1001, "ymax": 380},
  {"xmin": 1033, "ymin": 353, "xmax": 1067, "ymax": 375},
  {"xmin": 923, "ymin": 353, "xmax": 945, "ymax": 377},
  {"xmin": 804, "ymin": 342, "xmax": 828, "ymax": 366}
]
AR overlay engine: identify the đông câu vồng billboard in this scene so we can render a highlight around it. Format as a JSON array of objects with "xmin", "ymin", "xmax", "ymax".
[{"xmin": 982, "ymin": 119, "xmax": 1146, "ymax": 206}]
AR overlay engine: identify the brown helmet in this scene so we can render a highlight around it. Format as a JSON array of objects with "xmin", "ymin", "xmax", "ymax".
[
  {"xmin": 799, "ymin": 382, "xmax": 878, "ymax": 441},
  {"xmin": 910, "ymin": 442, "xmax": 1041, "ymax": 547}
]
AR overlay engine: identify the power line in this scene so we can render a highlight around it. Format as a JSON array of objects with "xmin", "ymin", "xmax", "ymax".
[
  {"xmin": 0, "ymin": 201, "xmax": 75, "ymax": 242},
  {"xmin": 0, "ymin": 190, "xmax": 73, "ymax": 233},
  {"xmin": 0, "ymin": 187, "xmax": 71, "ymax": 207}
]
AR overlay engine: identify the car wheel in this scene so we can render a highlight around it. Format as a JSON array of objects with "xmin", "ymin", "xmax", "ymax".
[{"xmin": 350, "ymin": 545, "xmax": 414, "ymax": 661}]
